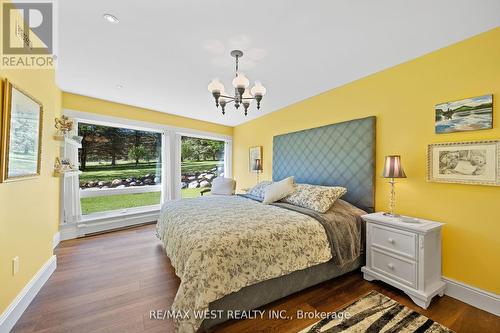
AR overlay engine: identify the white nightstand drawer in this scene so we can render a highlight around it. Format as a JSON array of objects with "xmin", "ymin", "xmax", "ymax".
[
  {"xmin": 371, "ymin": 249, "xmax": 417, "ymax": 288},
  {"xmin": 371, "ymin": 224, "xmax": 417, "ymax": 259}
]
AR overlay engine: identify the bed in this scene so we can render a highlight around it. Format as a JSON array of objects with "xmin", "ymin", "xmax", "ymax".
[{"xmin": 156, "ymin": 116, "xmax": 376, "ymax": 332}]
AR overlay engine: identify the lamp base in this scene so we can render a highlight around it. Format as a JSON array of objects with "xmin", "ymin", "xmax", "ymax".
[{"xmin": 383, "ymin": 212, "xmax": 401, "ymax": 218}]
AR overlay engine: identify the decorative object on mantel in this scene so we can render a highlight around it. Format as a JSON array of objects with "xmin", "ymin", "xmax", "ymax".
[
  {"xmin": 435, "ymin": 94, "xmax": 493, "ymax": 134},
  {"xmin": 382, "ymin": 155, "xmax": 406, "ymax": 217},
  {"xmin": 299, "ymin": 291, "xmax": 452, "ymax": 333},
  {"xmin": 207, "ymin": 50, "xmax": 267, "ymax": 116},
  {"xmin": 53, "ymin": 157, "xmax": 79, "ymax": 176},
  {"xmin": 1, "ymin": 79, "xmax": 43, "ymax": 183},
  {"xmin": 428, "ymin": 140, "xmax": 500, "ymax": 186}
]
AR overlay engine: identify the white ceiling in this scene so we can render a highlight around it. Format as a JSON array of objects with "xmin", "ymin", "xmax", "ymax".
[{"xmin": 56, "ymin": 0, "xmax": 500, "ymax": 126}]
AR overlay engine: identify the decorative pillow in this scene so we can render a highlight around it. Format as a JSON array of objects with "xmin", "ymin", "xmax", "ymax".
[
  {"xmin": 248, "ymin": 180, "xmax": 273, "ymax": 199},
  {"xmin": 281, "ymin": 184, "xmax": 347, "ymax": 213},
  {"xmin": 210, "ymin": 177, "xmax": 236, "ymax": 195},
  {"xmin": 262, "ymin": 177, "xmax": 295, "ymax": 204}
]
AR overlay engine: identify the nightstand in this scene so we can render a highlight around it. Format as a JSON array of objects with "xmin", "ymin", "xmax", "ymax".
[{"xmin": 361, "ymin": 212, "xmax": 446, "ymax": 309}]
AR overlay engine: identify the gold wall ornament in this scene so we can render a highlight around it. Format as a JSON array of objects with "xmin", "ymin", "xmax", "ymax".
[{"xmin": 54, "ymin": 115, "xmax": 73, "ymax": 137}]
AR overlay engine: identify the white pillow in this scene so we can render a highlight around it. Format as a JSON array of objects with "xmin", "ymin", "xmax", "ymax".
[
  {"xmin": 262, "ymin": 177, "xmax": 295, "ymax": 204},
  {"xmin": 210, "ymin": 177, "xmax": 236, "ymax": 195}
]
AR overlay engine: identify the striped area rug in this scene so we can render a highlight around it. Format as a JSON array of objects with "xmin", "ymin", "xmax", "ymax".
[{"xmin": 299, "ymin": 291, "xmax": 453, "ymax": 333}]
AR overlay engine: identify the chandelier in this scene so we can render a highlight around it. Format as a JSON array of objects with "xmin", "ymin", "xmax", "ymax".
[{"xmin": 207, "ymin": 50, "xmax": 267, "ymax": 116}]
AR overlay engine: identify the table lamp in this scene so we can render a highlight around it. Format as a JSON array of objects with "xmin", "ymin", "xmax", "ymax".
[
  {"xmin": 382, "ymin": 155, "xmax": 406, "ymax": 217},
  {"xmin": 252, "ymin": 158, "xmax": 263, "ymax": 184}
]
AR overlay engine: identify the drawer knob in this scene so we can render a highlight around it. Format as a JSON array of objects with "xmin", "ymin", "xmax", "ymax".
[
  {"xmin": 388, "ymin": 238, "xmax": 395, "ymax": 244},
  {"xmin": 387, "ymin": 263, "xmax": 395, "ymax": 270}
]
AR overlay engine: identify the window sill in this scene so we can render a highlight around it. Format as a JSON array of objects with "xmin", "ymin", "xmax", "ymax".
[{"xmin": 79, "ymin": 204, "xmax": 160, "ymax": 226}]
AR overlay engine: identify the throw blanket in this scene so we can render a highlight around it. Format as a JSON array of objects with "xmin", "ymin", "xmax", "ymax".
[
  {"xmin": 272, "ymin": 199, "xmax": 365, "ymax": 266},
  {"xmin": 241, "ymin": 194, "xmax": 365, "ymax": 267},
  {"xmin": 156, "ymin": 195, "xmax": 363, "ymax": 332}
]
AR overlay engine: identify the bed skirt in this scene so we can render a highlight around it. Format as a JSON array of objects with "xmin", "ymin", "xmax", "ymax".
[{"xmin": 201, "ymin": 256, "xmax": 363, "ymax": 331}]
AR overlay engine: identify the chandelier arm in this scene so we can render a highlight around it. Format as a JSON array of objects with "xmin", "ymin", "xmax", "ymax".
[{"xmin": 219, "ymin": 94, "xmax": 235, "ymax": 100}]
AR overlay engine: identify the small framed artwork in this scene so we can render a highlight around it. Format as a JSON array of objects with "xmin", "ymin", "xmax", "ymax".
[
  {"xmin": 428, "ymin": 140, "xmax": 500, "ymax": 186},
  {"xmin": 1, "ymin": 80, "xmax": 44, "ymax": 182},
  {"xmin": 249, "ymin": 146, "xmax": 262, "ymax": 172},
  {"xmin": 435, "ymin": 94, "xmax": 493, "ymax": 134}
]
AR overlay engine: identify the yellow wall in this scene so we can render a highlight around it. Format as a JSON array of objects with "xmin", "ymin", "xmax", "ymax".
[
  {"xmin": 0, "ymin": 69, "xmax": 62, "ymax": 313},
  {"xmin": 233, "ymin": 28, "xmax": 500, "ymax": 293},
  {"xmin": 0, "ymin": 0, "xmax": 62, "ymax": 314},
  {"xmin": 62, "ymin": 93, "xmax": 233, "ymax": 136}
]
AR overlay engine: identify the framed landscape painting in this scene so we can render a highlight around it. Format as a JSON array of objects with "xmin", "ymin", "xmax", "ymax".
[
  {"xmin": 428, "ymin": 140, "xmax": 500, "ymax": 186},
  {"xmin": 1, "ymin": 80, "xmax": 43, "ymax": 182},
  {"xmin": 435, "ymin": 94, "xmax": 493, "ymax": 134}
]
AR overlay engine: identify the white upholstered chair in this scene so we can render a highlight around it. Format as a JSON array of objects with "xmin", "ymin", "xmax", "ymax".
[{"xmin": 200, "ymin": 177, "xmax": 236, "ymax": 196}]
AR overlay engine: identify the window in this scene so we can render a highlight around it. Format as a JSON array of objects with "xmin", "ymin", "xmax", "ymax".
[
  {"xmin": 180, "ymin": 136, "xmax": 226, "ymax": 198},
  {"xmin": 60, "ymin": 110, "xmax": 232, "ymax": 233},
  {"xmin": 78, "ymin": 122, "xmax": 163, "ymax": 215}
]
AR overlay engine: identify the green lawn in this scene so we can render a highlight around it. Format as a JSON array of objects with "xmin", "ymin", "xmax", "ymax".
[
  {"xmin": 182, "ymin": 160, "xmax": 221, "ymax": 173},
  {"xmin": 80, "ymin": 160, "xmax": 219, "ymax": 214},
  {"xmin": 81, "ymin": 192, "xmax": 161, "ymax": 215},
  {"xmin": 181, "ymin": 188, "xmax": 207, "ymax": 198},
  {"xmin": 80, "ymin": 162, "xmax": 159, "ymax": 183},
  {"xmin": 81, "ymin": 189, "xmax": 207, "ymax": 214}
]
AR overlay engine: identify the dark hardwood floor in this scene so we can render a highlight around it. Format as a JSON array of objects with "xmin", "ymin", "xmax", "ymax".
[{"xmin": 13, "ymin": 224, "xmax": 499, "ymax": 333}]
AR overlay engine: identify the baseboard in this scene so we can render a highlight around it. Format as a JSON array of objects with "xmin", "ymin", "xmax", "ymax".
[
  {"xmin": 443, "ymin": 276, "xmax": 500, "ymax": 316},
  {"xmin": 59, "ymin": 210, "xmax": 159, "ymax": 241},
  {"xmin": 60, "ymin": 223, "xmax": 78, "ymax": 241},
  {"xmin": 0, "ymin": 255, "xmax": 57, "ymax": 333},
  {"xmin": 78, "ymin": 211, "xmax": 159, "ymax": 236},
  {"xmin": 52, "ymin": 232, "xmax": 61, "ymax": 249}
]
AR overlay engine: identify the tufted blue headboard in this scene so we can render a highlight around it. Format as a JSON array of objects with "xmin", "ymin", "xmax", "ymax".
[{"xmin": 273, "ymin": 116, "xmax": 376, "ymax": 212}]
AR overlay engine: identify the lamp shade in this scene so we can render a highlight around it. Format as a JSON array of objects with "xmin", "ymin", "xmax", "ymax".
[
  {"xmin": 251, "ymin": 81, "xmax": 267, "ymax": 97},
  {"xmin": 207, "ymin": 79, "xmax": 224, "ymax": 93},
  {"xmin": 252, "ymin": 158, "xmax": 262, "ymax": 171},
  {"xmin": 232, "ymin": 72, "xmax": 250, "ymax": 89},
  {"xmin": 383, "ymin": 155, "xmax": 406, "ymax": 178}
]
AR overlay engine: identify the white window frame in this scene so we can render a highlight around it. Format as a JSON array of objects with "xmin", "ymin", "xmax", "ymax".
[
  {"xmin": 62, "ymin": 109, "xmax": 232, "ymax": 234},
  {"xmin": 174, "ymin": 131, "xmax": 231, "ymax": 200}
]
